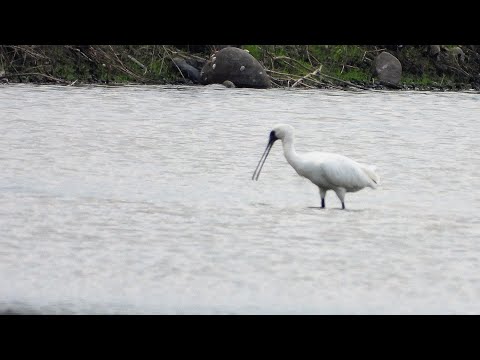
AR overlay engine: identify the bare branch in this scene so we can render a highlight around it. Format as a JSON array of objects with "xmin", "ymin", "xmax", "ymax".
[{"xmin": 292, "ymin": 65, "xmax": 323, "ymax": 87}]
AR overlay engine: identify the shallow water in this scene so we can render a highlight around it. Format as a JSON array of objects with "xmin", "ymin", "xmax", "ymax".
[{"xmin": 1, "ymin": 84, "xmax": 479, "ymax": 314}]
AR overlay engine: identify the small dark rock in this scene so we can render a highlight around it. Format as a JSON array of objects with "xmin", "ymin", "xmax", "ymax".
[{"xmin": 222, "ymin": 80, "xmax": 236, "ymax": 88}]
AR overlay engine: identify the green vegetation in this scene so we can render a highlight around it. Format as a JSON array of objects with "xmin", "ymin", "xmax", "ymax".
[
  {"xmin": 240, "ymin": 45, "xmax": 477, "ymax": 89},
  {"xmin": 0, "ymin": 45, "xmax": 478, "ymax": 90},
  {"xmin": 0, "ymin": 45, "xmax": 183, "ymax": 85},
  {"xmin": 242, "ymin": 45, "xmax": 262, "ymax": 59}
]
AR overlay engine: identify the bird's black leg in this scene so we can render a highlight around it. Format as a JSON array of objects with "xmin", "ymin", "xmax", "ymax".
[
  {"xmin": 319, "ymin": 188, "xmax": 326, "ymax": 209},
  {"xmin": 334, "ymin": 188, "xmax": 346, "ymax": 210}
]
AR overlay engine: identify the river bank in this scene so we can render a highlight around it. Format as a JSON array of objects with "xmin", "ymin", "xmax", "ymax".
[{"xmin": 1, "ymin": 45, "xmax": 479, "ymax": 91}]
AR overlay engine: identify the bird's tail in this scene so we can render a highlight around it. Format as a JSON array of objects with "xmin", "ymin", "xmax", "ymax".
[{"xmin": 361, "ymin": 164, "xmax": 379, "ymax": 188}]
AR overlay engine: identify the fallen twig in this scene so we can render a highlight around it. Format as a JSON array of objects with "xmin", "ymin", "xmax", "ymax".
[
  {"xmin": 292, "ymin": 65, "xmax": 323, "ymax": 87},
  {"xmin": 9, "ymin": 45, "xmax": 50, "ymax": 60},
  {"xmin": 445, "ymin": 64, "xmax": 471, "ymax": 77},
  {"xmin": 127, "ymin": 54, "xmax": 148, "ymax": 74},
  {"xmin": 64, "ymin": 45, "xmax": 93, "ymax": 62}
]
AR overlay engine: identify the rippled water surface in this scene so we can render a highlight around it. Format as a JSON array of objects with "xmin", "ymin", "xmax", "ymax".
[{"xmin": 1, "ymin": 84, "xmax": 479, "ymax": 314}]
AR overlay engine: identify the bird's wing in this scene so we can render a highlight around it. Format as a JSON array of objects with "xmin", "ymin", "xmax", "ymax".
[{"xmin": 316, "ymin": 155, "xmax": 372, "ymax": 189}]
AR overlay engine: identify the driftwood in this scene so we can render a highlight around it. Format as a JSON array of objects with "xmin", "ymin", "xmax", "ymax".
[
  {"xmin": 266, "ymin": 66, "xmax": 367, "ymax": 90},
  {"xmin": 292, "ymin": 65, "xmax": 323, "ymax": 87},
  {"xmin": 266, "ymin": 54, "xmax": 370, "ymax": 90},
  {"xmin": 266, "ymin": 69, "xmax": 305, "ymax": 84},
  {"xmin": 267, "ymin": 69, "xmax": 330, "ymax": 88}
]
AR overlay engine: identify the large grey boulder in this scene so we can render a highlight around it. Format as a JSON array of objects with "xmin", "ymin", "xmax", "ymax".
[
  {"xmin": 199, "ymin": 47, "xmax": 271, "ymax": 88},
  {"xmin": 373, "ymin": 51, "xmax": 402, "ymax": 86}
]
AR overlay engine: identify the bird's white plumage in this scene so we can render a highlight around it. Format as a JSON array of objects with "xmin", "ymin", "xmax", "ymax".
[
  {"xmin": 294, "ymin": 151, "xmax": 377, "ymax": 191},
  {"xmin": 253, "ymin": 123, "xmax": 379, "ymax": 209}
]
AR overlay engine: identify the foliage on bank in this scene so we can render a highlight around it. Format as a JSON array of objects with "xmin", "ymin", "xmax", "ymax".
[{"xmin": 1, "ymin": 45, "xmax": 479, "ymax": 90}]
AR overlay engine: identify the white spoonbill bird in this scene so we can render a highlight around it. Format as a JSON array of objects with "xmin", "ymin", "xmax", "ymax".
[{"xmin": 252, "ymin": 124, "xmax": 379, "ymax": 209}]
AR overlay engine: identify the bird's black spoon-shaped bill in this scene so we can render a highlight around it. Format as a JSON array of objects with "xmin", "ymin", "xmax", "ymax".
[
  {"xmin": 252, "ymin": 142, "xmax": 272, "ymax": 180},
  {"xmin": 252, "ymin": 131, "xmax": 278, "ymax": 181}
]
